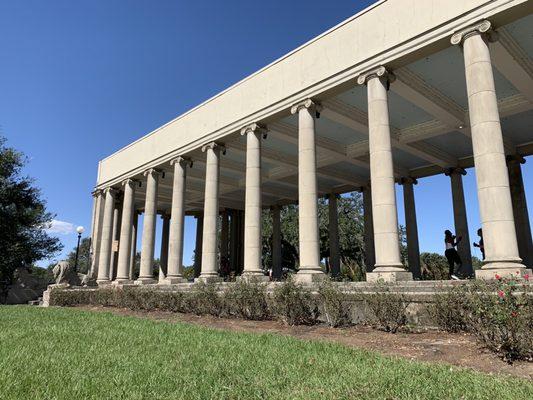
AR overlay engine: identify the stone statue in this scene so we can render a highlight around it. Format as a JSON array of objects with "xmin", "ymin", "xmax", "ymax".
[{"xmin": 52, "ymin": 261, "xmax": 81, "ymax": 286}]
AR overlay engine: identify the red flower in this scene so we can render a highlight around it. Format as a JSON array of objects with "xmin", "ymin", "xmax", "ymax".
[
  {"xmin": 497, "ymin": 290, "xmax": 505, "ymax": 298},
  {"xmin": 495, "ymin": 274, "xmax": 501, "ymax": 280},
  {"xmin": 524, "ymin": 274, "xmax": 529, "ymax": 281},
  {"xmin": 511, "ymin": 311, "xmax": 518, "ymax": 317}
]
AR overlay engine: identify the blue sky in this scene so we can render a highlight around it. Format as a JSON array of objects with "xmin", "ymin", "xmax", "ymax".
[{"xmin": 1, "ymin": 0, "xmax": 531, "ymax": 266}]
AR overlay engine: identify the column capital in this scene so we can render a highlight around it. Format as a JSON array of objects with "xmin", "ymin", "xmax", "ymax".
[
  {"xmin": 450, "ymin": 20, "xmax": 498, "ymax": 46},
  {"xmin": 170, "ymin": 156, "xmax": 193, "ymax": 168},
  {"xmin": 103, "ymin": 187, "xmax": 119, "ymax": 196},
  {"xmin": 444, "ymin": 167, "xmax": 467, "ymax": 176},
  {"xmin": 290, "ymin": 98, "xmax": 322, "ymax": 115},
  {"xmin": 357, "ymin": 66, "xmax": 395, "ymax": 86},
  {"xmin": 121, "ymin": 178, "xmax": 139, "ymax": 187},
  {"xmin": 143, "ymin": 168, "xmax": 162, "ymax": 178},
  {"xmin": 400, "ymin": 177, "xmax": 418, "ymax": 185},
  {"xmin": 506, "ymin": 154, "xmax": 526, "ymax": 165},
  {"xmin": 240, "ymin": 122, "xmax": 267, "ymax": 137},
  {"xmin": 201, "ymin": 141, "xmax": 226, "ymax": 154},
  {"xmin": 91, "ymin": 188, "xmax": 103, "ymax": 197}
]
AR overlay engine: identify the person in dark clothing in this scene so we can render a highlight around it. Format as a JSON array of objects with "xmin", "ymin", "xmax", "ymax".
[
  {"xmin": 473, "ymin": 228, "xmax": 485, "ymax": 260},
  {"xmin": 444, "ymin": 230, "xmax": 462, "ymax": 280}
]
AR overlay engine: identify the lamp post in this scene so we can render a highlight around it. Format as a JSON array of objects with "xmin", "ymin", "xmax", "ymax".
[{"xmin": 74, "ymin": 226, "xmax": 85, "ymax": 272}]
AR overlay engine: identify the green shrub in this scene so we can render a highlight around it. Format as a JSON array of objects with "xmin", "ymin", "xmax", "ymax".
[
  {"xmin": 224, "ymin": 279, "xmax": 270, "ymax": 320},
  {"xmin": 429, "ymin": 287, "xmax": 470, "ymax": 332},
  {"xmin": 430, "ymin": 277, "xmax": 533, "ymax": 362},
  {"xmin": 271, "ymin": 278, "xmax": 318, "ymax": 325},
  {"xmin": 183, "ymin": 281, "xmax": 225, "ymax": 317},
  {"xmin": 364, "ymin": 284, "xmax": 409, "ymax": 333},
  {"xmin": 317, "ymin": 280, "xmax": 351, "ymax": 327}
]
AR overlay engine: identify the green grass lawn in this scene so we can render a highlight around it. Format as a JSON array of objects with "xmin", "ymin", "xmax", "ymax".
[{"xmin": 0, "ymin": 306, "xmax": 531, "ymax": 400}]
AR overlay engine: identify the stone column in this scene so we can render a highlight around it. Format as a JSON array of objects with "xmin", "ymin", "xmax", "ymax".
[
  {"xmin": 193, "ymin": 213, "xmax": 203, "ymax": 278},
  {"xmin": 400, "ymin": 178, "xmax": 421, "ymax": 279},
  {"xmin": 159, "ymin": 214, "xmax": 170, "ymax": 282},
  {"xmin": 198, "ymin": 142, "xmax": 224, "ymax": 282},
  {"xmin": 114, "ymin": 179, "xmax": 136, "ymax": 284},
  {"xmin": 220, "ymin": 210, "xmax": 229, "ymax": 260},
  {"xmin": 271, "ymin": 206, "xmax": 282, "ymax": 280},
  {"xmin": 229, "ymin": 209, "xmax": 238, "ymax": 274},
  {"xmin": 96, "ymin": 188, "xmax": 118, "ymax": 284},
  {"xmin": 136, "ymin": 169, "xmax": 160, "ymax": 284},
  {"xmin": 507, "ymin": 156, "xmax": 533, "ymax": 267},
  {"xmin": 290, "ymin": 99, "xmax": 325, "ymax": 283},
  {"xmin": 362, "ymin": 185, "xmax": 375, "ymax": 272},
  {"xmin": 89, "ymin": 190, "xmax": 105, "ymax": 279},
  {"xmin": 328, "ymin": 193, "xmax": 341, "ymax": 277},
  {"xmin": 445, "ymin": 168, "xmax": 473, "ymax": 276},
  {"xmin": 452, "ymin": 21, "xmax": 530, "ymax": 279},
  {"xmin": 220, "ymin": 209, "xmax": 229, "ymax": 279},
  {"xmin": 240, "ymin": 123, "xmax": 268, "ymax": 280},
  {"xmin": 129, "ymin": 211, "xmax": 138, "ymax": 280},
  {"xmin": 166, "ymin": 157, "xmax": 190, "ymax": 284},
  {"xmin": 358, "ymin": 67, "xmax": 412, "ymax": 282},
  {"xmin": 108, "ymin": 201, "xmax": 122, "ymax": 281}
]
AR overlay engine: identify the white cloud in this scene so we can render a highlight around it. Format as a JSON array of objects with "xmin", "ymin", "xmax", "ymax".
[{"xmin": 46, "ymin": 219, "xmax": 75, "ymax": 235}]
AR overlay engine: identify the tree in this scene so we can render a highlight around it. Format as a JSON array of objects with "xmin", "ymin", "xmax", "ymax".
[
  {"xmin": 0, "ymin": 136, "xmax": 62, "ymax": 302},
  {"xmin": 66, "ymin": 237, "xmax": 91, "ymax": 274},
  {"xmin": 262, "ymin": 192, "xmax": 370, "ymax": 281}
]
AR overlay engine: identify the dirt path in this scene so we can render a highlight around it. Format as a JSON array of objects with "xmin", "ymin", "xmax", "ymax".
[{"xmin": 77, "ymin": 305, "xmax": 533, "ymax": 380}]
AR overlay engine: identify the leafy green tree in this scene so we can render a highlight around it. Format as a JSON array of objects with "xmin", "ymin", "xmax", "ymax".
[
  {"xmin": 0, "ymin": 136, "xmax": 62, "ymax": 302},
  {"xmin": 66, "ymin": 237, "xmax": 91, "ymax": 274}
]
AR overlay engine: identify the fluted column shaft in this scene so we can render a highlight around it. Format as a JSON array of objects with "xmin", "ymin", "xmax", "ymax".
[
  {"xmin": 358, "ymin": 67, "xmax": 411, "ymax": 282},
  {"xmin": 401, "ymin": 178, "xmax": 421, "ymax": 279},
  {"xmin": 199, "ymin": 142, "xmax": 223, "ymax": 281},
  {"xmin": 242, "ymin": 124, "xmax": 265, "ymax": 278},
  {"xmin": 166, "ymin": 157, "xmax": 189, "ymax": 283},
  {"xmin": 136, "ymin": 169, "xmax": 159, "ymax": 284},
  {"xmin": 291, "ymin": 99, "xmax": 324, "ymax": 282},
  {"xmin": 97, "ymin": 188, "xmax": 117, "ymax": 284},
  {"xmin": 452, "ymin": 21, "xmax": 529, "ymax": 278},
  {"xmin": 115, "ymin": 179, "xmax": 136, "ymax": 283},
  {"xmin": 328, "ymin": 194, "xmax": 340, "ymax": 277}
]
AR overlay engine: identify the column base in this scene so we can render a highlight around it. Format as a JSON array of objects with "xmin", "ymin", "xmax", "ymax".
[
  {"xmin": 195, "ymin": 275, "xmax": 222, "ymax": 283},
  {"xmin": 96, "ymin": 279, "xmax": 112, "ymax": 286},
  {"xmin": 475, "ymin": 265, "xmax": 531, "ymax": 280},
  {"xmin": 134, "ymin": 277, "xmax": 157, "ymax": 285},
  {"xmin": 160, "ymin": 276, "xmax": 188, "ymax": 284},
  {"xmin": 366, "ymin": 267, "xmax": 413, "ymax": 283},
  {"xmin": 237, "ymin": 272, "xmax": 269, "ymax": 283},
  {"xmin": 112, "ymin": 279, "xmax": 134, "ymax": 286},
  {"xmin": 293, "ymin": 269, "xmax": 326, "ymax": 284}
]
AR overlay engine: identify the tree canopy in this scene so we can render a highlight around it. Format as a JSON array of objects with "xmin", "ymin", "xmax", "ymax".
[{"xmin": 0, "ymin": 136, "xmax": 62, "ymax": 299}]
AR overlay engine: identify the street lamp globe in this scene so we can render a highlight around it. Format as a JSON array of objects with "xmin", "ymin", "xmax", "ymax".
[{"xmin": 76, "ymin": 226, "xmax": 85, "ymax": 234}]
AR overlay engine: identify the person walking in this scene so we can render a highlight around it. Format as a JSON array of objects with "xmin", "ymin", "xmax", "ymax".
[
  {"xmin": 444, "ymin": 230, "xmax": 462, "ymax": 280},
  {"xmin": 473, "ymin": 228, "xmax": 485, "ymax": 260}
]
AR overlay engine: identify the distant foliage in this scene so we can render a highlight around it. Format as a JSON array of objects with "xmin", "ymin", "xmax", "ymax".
[
  {"xmin": 0, "ymin": 136, "xmax": 62, "ymax": 302},
  {"xmin": 66, "ymin": 237, "xmax": 91, "ymax": 274}
]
